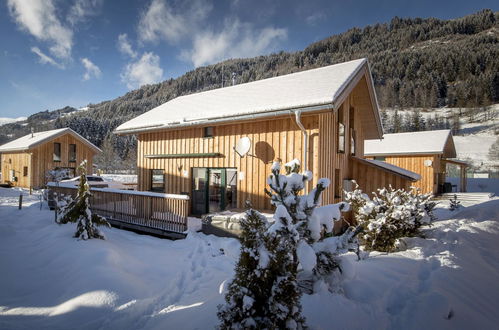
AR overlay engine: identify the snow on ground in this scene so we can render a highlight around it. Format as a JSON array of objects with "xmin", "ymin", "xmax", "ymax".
[{"xmin": 1, "ymin": 188, "xmax": 499, "ymax": 329}]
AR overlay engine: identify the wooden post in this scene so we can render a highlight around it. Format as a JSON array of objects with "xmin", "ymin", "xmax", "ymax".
[{"xmin": 18, "ymin": 194, "xmax": 23, "ymax": 210}]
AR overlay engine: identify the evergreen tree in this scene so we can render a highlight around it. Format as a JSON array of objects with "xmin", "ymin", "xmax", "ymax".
[
  {"xmin": 56, "ymin": 161, "xmax": 110, "ymax": 240},
  {"xmin": 392, "ymin": 110, "xmax": 402, "ymax": 133},
  {"xmin": 219, "ymin": 159, "xmax": 356, "ymax": 329}
]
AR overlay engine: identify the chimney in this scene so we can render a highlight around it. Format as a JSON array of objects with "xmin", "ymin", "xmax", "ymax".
[{"xmin": 31, "ymin": 127, "xmax": 34, "ymax": 138}]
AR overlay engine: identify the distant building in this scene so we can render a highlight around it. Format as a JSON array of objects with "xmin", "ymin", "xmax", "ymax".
[
  {"xmin": 0, "ymin": 128, "xmax": 101, "ymax": 189},
  {"xmin": 115, "ymin": 58, "xmax": 419, "ymax": 215},
  {"xmin": 364, "ymin": 129, "xmax": 468, "ymax": 194}
]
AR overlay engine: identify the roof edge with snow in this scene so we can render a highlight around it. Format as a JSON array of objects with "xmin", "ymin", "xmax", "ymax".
[
  {"xmin": 114, "ymin": 58, "xmax": 382, "ymax": 137},
  {"xmin": 353, "ymin": 156, "xmax": 421, "ymax": 182},
  {"xmin": 0, "ymin": 128, "xmax": 102, "ymax": 153}
]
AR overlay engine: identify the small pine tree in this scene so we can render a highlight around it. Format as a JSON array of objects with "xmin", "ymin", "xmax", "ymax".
[
  {"xmin": 218, "ymin": 209, "xmax": 274, "ymax": 328},
  {"xmin": 56, "ymin": 160, "xmax": 110, "ymax": 240}
]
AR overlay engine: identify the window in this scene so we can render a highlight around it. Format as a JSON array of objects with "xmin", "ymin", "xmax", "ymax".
[
  {"xmin": 53, "ymin": 143, "xmax": 61, "ymax": 162},
  {"xmin": 334, "ymin": 169, "xmax": 341, "ymax": 198},
  {"xmin": 151, "ymin": 169, "xmax": 165, "ymax": 192},
  {"xmin": 204, "ymin": 126, "xmax": 214, "ymax": 138},
  {"xmin": 23, "ymin": 166, "xmax": 28, "ymax": 177},
  {"xmin": 337, "ymin": 106, "xmax": 345, "ymax": 153},
  {"xmin": 69, "ymin": 144, "xmax": 76, "ymax": 162},
  {"xmin": 350, "ymin": 106, "xmax": 356, "ymax": 155},
  {"xmin": 374, "ymin": 156, "xmax": 386, "ymax": 161},
  {"xmin": 350, "ymin": 129, "xmax": 356, "ymax": 155}
]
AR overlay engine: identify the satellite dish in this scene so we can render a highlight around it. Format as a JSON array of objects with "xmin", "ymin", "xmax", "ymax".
[
  {"xmin": 424, "ymin": 159, "xmax": 433, "ymax": 167},
  {"xmin": 234, "ymin": 137, "xmax": 251, "ymax": 157}
]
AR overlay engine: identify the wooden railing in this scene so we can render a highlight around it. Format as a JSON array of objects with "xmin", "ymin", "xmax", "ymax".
[{"xmin": 48, "ymin": 184, "xmax": 189, "ymax": 235}]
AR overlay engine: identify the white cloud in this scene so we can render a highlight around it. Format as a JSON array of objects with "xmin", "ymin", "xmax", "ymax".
[
  {"xmin": 67, "ymin": 0, "xmax": 103, "ymax": 26},
  {"xmin": 31, "ymin": 47, "xmax": 64, "ymax": 68},
  {"xmin": 81, "ymin": 58, "xmax": 102, "ymax": 81},
  {"xmin": 121, "ymin": 52, "xmax": 163, "ymax": 89},
  {"xmin": 117, "ymin": 34, "xmax": 137, "ymax": 58},
  {"xmin": 181, "ymin": 20, "xmax": 287, "ymax": 67},
  {"xmin": 305, "ymin": 12, "xmax": 326, "ymax": 26},
  {"xmin": 7, "ymin": 0, "xmax": 73, "ymax": 59},
  {"xmin": 138, "ymin": 0, "xmax": 211, "ymax": 44}
]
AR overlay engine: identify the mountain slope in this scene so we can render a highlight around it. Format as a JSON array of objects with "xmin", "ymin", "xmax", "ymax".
[{"xmin": 0, "ymin": 10, "xmax": 498, "ymax": 169}]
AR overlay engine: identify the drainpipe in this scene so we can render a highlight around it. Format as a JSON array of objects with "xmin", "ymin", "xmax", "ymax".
[{"xmin": 294, "ymin": 110, "xmax": 309, "ymax": 192}]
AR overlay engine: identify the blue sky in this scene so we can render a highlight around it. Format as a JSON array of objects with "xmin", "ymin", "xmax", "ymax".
[{"xmin": 1, "ymin": 0, "xmax": 497, "ymax": 118}]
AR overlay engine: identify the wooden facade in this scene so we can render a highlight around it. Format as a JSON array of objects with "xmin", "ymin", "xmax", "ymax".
[
  {"xmin": 135, "ymin": 93, "xmax": 414, "ymax": 213},
  {"xmin": 0, "ymin": 130, "xmax": 99, "ymax": 189},
  {"xmin": 367, "ymin": 154, "xmax": 444, "ymax": 194},
  {"xmin": 118, "ymin": 59, "xmax": 421, "ymax": 216}
]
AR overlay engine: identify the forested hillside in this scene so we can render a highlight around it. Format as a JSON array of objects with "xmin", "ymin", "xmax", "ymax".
[{"xmin": 1, "ymin": 9, "xmax": 498, "ymax": 170}]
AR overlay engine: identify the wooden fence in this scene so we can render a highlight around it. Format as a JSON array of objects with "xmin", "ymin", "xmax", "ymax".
[{"xmin": 48, "ymin": 184, "xmax": 189, "ymax": 237}]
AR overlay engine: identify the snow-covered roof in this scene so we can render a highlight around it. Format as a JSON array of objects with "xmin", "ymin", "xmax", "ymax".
[
  {"xmin": 364, "ymin": 129, "xmax": 456, "ymax": 158},
  {"xmin": 0, "ymin": 128, "xmax": 101, "ymax": 153},
  {"xmin": 115, "ymin": 58, "xmax": 382, "ymax": 136},
  {"xmin": 353, "ymin": 157, "xmax": 421, "ymax": 181}
]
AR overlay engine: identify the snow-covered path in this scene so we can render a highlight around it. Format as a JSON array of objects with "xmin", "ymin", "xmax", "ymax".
[{"xmin": 0, "ymin": 188, "xmax": 498, "ymax": 329}]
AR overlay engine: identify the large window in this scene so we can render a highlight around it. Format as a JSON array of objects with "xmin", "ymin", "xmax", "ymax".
[
  {"xmin": 53, "ymin": 143, "xmax": 61, "ymax": 162},
  {"xmin": 337, "ymin": 106, "xmax": 345, "ymax": 153},
  {"xmin": 334, "ymin": 169, "xmax": 341, "ymax": 198},
  {"xmin": 69, "ymin": 144, "xmax": 76, "ymax": 162},
  {"xmin": 150, "ymin": 169, "xmax": 165, "ymax": 192}
]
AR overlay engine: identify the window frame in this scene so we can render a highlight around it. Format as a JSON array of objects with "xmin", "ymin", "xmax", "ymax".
[
  {"xmin": 53, "ymin": 142, "xmax": 61, "ymax": 162},
  {"xmin": 150, "ymin": 169, "xmax": 165, "ymax": 192},
  {"xmin": 69, "ymin": 144, "xmax": 77, "ymax": 162},
  {"xmin": 337, "ymin": 106, "xmax": 345, "ymax": 153},
  {"xmin": 204, "ymin": 126, "xmax": 214, "ymax": 138}
]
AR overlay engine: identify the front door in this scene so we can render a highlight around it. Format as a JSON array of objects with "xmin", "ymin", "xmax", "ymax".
[{"xmin": 191, "ymin": 168, "xmax": 237, "ymax": 215}]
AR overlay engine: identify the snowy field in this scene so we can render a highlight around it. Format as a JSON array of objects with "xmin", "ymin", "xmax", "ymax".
[{"xmin": 1, "ymin": 188, "xmax": 499, "ymax": 329}]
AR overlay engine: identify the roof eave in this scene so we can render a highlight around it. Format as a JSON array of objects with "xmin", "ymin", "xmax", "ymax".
[{"xmin": 114, "ymin": 102, "xmax": 334, "ymax": 135}]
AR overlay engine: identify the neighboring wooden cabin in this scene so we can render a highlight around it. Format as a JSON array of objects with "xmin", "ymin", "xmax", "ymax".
[
  {"xmin": 116, "ymin": 58, "xmax": 418, "ymax": 215},
  {"xmin": 364, "ymin": 129, "xmax": 468, "ymax": 194},
  {"xmin": 0, "ymin": 128, "xmax": 101, "ymax": 189}
]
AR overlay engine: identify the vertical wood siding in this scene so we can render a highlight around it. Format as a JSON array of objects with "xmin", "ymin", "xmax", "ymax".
[
  {"xmin": 368, "ymin": 154, "xmax": 441, "ymax": 194},
  {"xmin": 137, "ymin": 115, "xmax": 320, "ymax": 211}
]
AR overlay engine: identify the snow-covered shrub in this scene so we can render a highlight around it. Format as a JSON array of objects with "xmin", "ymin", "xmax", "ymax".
[
  {"xmin": 345, "ymin": 182, "xmax": 435, "ymax": 252},
  {"xmin": 56, "ymin": 161, "xmax": 110, "ymax": 240},
  {"xmin": 449, "ymin": 194, "xmax": 461, "ymax": 211}
]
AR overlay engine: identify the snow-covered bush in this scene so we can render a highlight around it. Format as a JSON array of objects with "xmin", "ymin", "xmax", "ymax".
[
  {"xmin": 345, "ymin": 182, "xmax": 435, "ymax": 252},
  {"xmin": 56, "ymin": 161, "xmax": 110, "ymax": 240},
  {"xmin": 219, "ymin": 159, "xmax": 356, "ymax": 329}
]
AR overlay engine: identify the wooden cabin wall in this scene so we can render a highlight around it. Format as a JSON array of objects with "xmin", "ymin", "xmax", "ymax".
[
  {"xmin": 318, "ymin": 95, "xmax": 364, "ymax": 205},
  {"xmin": 31, "ymin": 134, "xmax": 96, "ymax": 188},
  {"xmin": 137, "ymin": 114, "xmax": 320, "ymax": 211},
  {"xmin": 351, "ymin": 159, "xmax": 412, "ymax": 197},
  {"xmin": 0, "ymin": 152, "xmax": 31, "ymax": 188},
  {"xmin": 368, "ymin": 154, "xmax": 440, "ymax": 194}
]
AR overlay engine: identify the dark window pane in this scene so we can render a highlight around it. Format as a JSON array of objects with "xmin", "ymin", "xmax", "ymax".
[
  {"xmin": 53, "ymin": 143, "xmax": 61, "ymax": 161},
  {"xmin": 151, "ymin": 169, "xmax": 165, "ymax": 192},
  {"xmin": 69, "ymin": 144, "xmax": 76, "ymax": 162}
]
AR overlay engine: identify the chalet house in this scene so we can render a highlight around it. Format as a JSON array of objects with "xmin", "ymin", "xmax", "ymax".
[
  {"xmin": 0, "ymin": 128, "xmax": 101, "ymax": 189},
  {"xmin": 364, "ymin": 129, "xmax": 468, "ymax": 194},
  {"xmin": 115, "ymin": 58, "xmax": 419, "ymax": 215}
]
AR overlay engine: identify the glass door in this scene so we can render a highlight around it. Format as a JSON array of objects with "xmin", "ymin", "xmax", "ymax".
[
  {"xmin": 208, "ymin": 169, "xmax": 223, "ymax": 213},
  {"xmin": 192, "ymin": 168, "xmax": 208, "ymax": 215},
  {"xmin": 191, "ymin": 167, "xmax": 237, "ymax": 215}
]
